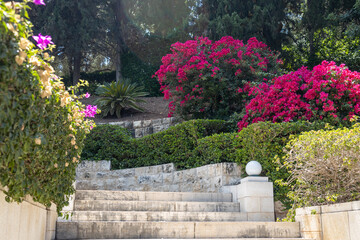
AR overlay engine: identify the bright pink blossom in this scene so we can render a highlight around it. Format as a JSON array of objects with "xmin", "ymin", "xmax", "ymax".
[
  {"xmin": 33, "ymin": 0, "xmax": 45, "ymax": 5},
  {"xmin": 82, "ymin": 105, "xmax": 97, "ymax": 118},
  {"xmin": 154, "ymin": 36, "xmax": 282, "ymax": 118},
  {"xmin": 32, "ymin": 33, "xmax": 53, "ymax": 49},
  {"xmin": 238, "ymin": 61, "xmax": 360, "ymax": 130}
]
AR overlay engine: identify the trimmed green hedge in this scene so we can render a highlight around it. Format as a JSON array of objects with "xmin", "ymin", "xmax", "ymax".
[{"xmin": 81, "ymin": 119, "xmax": 233, "ymax": 169}]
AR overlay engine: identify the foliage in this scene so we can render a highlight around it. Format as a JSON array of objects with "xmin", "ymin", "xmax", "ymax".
[
  {"xmin": 281, "ymin": 0, "xmax": 360, "ymax": 70},
  {"xmin": 196, "ymin": 121, "xmax": 327, "ymax": 207},
  {"xmin": 81, "ymin": 119, "xmax": 233, "ymax": 169},
  {"xmin": 60, "ymin": 50, "xmax": 161, "ymax": 97},
  {"xmin": 154, "ymin": 36, "xmax": 283, "ymax": 120},
  {"xmin": 29, "ymin": 0, "xmax": 106, "ymax": 85},
  {"xmin": 206, "ymin": 0, "xmax": 301, "ymax": 51},
  {"xmin": 239, "ymin": 61, "xmax": 360, "ymax": 130},
  {"xmin": 280, "ymin": 124, "xmax": 360, "ymax": 220},
  {"xmin": 0, "ymin": 1, "xmax": 94, "ymax": 213},
  {"xmin": 121, "ymin": 50, "xmax": 161, "ymax": 97},
  {"xmin": 81, "ymin": 125, "xmax": 132, "ymax": 162},
  {"xmin": 95, "ymin": 80, "xmax": 148, "ymax": 118}
]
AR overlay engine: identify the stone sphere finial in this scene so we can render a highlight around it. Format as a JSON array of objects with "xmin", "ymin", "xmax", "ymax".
[{"xmin": 245, "ymin": 161, "xmax": 262, "ymax": 176}]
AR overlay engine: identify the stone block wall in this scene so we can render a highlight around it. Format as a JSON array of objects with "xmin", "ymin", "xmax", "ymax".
[
  {"xmin": 76, "ymin": 160, "xmax": 242, "ymax": 192},
  {"xmin": 296, "ymin": 201, "xmax": 360, "ymax": 240},
  {"xmin": 0, "ymin": 186, "xmax": 57, "ymax": 240},
  {"xmin": 99, "ymin": 117, "xmax": 179, "ymax": 138}
]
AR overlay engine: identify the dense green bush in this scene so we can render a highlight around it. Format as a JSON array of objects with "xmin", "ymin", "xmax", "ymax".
[
  {"xmin": 82, "ymin": 119, "xmax": 233, "ymax": 169},
  {"xmin": 0, "ymin": 1, "xmax": 94, "ymax": 213},
  {"xmin": 280, "ymin": 124, "xmax": 360, "ymax": 220},
  {"xmin": 81, "ymin": 125, "xmax": 132, "ymax": 161}
]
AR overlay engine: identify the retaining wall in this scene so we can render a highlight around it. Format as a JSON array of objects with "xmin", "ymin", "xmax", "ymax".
[
  {"xmin": 99, "ymin": 117, "xmax": 178, "ymax": 138},
  {"xmin": 296, "ymin": 201, "xmax": 360, "ymax": 240},
  {"xmin": 0, "ymin": 186, "xmax": 57, "ymax": 240}
]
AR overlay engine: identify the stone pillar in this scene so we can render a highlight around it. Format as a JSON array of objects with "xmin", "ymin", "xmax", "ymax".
[{"xmin": 221, "ymin": 176, "xmax": 275, "ymax": 221}]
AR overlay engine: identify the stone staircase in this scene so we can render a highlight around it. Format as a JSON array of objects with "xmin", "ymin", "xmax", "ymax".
[{"xmin": 56, "ymin": 162, "xmax": 312, "ymax": 240}]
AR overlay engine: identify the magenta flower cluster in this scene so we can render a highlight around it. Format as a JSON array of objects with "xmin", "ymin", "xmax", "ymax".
[
  {"xmin": 32, "ymin": 33, "xmax": 53, "ymax": 49},
  {"xmin": 82, "ymin": 105, "xmax": 97, "ymax": 118},
  {"xmin": 154, "ymin": 36, "xmax": 282, "ymax": 119},
  {"xmin": 33, "ymin": 0, "xmax": 45, "ymax": 5},
  {"xmin": 238, "ymin": 61, "xmax": 360, "ymax": 130}
]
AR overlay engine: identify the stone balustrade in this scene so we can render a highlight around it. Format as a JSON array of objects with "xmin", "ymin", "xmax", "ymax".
[{"xmin": 75, "ymin": 161, "xmax": 242, "ymax": 192}]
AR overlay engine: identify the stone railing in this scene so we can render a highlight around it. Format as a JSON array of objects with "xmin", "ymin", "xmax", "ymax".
[
  {"xmin": 99, "ymin": 117, "xmax": 179, "ymax": 138},
  {"xmin": 0, "ymin": 186, "xmax": 57, "ymax": 240},
  {"xmin": 296, "ymin": 201, "xmax": 360, "ymax": 240},
  {"xmin": 76, "ymin": 160, "xmax": 242, "ymax": 192}
]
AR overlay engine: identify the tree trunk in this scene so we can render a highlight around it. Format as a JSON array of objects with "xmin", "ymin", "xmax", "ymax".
[
  {"xmin": 115, "ymin": 49, "xmax": 123, "ymax": 82},
  {"xmin": 72, "ymin": 51, "xmax": 81, "ymax": 86},
  {"xmin": 113, "ymin": 0, "xmax": 126, "ymax": 82}
]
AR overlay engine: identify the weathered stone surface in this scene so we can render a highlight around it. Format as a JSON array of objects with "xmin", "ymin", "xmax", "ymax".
[
  {"xmin": 134, "ymin": 128, "xmax": 144, "ymax": 138},
  {"xmin": 153, "ymin": 124, "xmax": 165, "ymax": 133},
  {"xmin": 0, "ymin": 189, "xmax": 56, "ymax": 240},
  {"xmin": 194, "ymin": 222, "xmax": 301, "ymax": 238},
  {"xmin": 76, "ymin": 160, "xmax": 111, "ymax": 172},
  {"xmin": 144, "ymin": 127, "xmax": 153, "ymax": 135},
  {"xmin": 133, "ymin": 120, "xmax": 142, "ymax": 128},
  {"xmin": 73, "ymin": 211, "xmax": 247, "ymax": 222},
  {"xmin": 75, "ymin": 162, "xmax": 242, "ymax": 193},
  {"xmin": 74, "ymin": 200, "xmax": 240, "ymax": 212},
  {"xmin": 57, "ymin": 221, "xmax": 301, "ymax": 239},
  {"xmin": 322, "ymin": 212, "xmax": 350, "ymax": 240}
]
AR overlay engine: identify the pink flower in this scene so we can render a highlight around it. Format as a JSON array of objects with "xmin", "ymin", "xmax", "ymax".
[
  {"xmin": 33, "ymin": 0, "xmax": 45, "ymax": 5},
  {"xmin": 82, "ymin": 105, "xmax": 97, "ymax": 118},
  {"xmin": 32, "ymin": 33, "xmax": 53, "ymax": 49},
  {"xmin": 85, "ymin": 92, "xmax": 90, "ymax": 98}
]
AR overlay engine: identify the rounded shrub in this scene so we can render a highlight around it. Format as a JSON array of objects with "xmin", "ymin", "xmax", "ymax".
[
  {"xmin": 280, "ymin": 124, "xmax": 360, "ymax": 220},
  {"xmin": 0, "ymin": 1, "xmax": 94, "ymax": 213},
  {"xmin": 154, "ymin": 36, "xmax": 283, "ymax": 120},
  {"xmin": 239, "ymin": 61, "xmax": 360, "ymax": 130}
]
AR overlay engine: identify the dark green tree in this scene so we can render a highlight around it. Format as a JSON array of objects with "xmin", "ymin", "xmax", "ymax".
[
  {"xmin": 282, "ymin": 0, "xmax": 359, "ymax": 70},
  {"xmin": 30, "ymin": 0, "xmax": 106, "ymax": 85},
  {"xmin": 205, "ymin": 0, "xmax": 301, "ymax": 51}
]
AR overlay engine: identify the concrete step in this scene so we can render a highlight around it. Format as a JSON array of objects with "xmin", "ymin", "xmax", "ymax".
[
  {"xmin": 75, "ymin": 190, "xmax": 232, "ymax": 202},
  {"xmin": 72, "ymin": 211, "xmax": 248, "ymax": 222},
  {"xmin": 56, "ymin": 221, "xmax": 301, "ymax": 239},
  {"xmin": 74, "ymin": 200, "xmax": 240, "ymax": 212},
  {"xmin": 78, "ymin": 239, "xmax": 313, "ymax": 240}
]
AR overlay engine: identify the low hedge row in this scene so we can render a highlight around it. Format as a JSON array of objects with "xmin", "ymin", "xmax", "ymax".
[{"xmin": 81, "ymin": 119, "xmax": 234, "ymax": 169}]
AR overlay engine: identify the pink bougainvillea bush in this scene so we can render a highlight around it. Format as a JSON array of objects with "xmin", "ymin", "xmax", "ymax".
[
  {"xmin": 238, "ymin": 61, "xmax": 360, "ymax": 130},
  {"xmin": 154, "ymin": 36, "xmax": 283, "ymax": 119}
]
